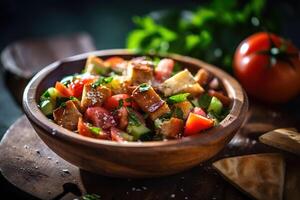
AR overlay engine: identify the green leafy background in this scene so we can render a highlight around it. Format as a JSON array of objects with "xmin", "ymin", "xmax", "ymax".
[{"xmin": 127, "ymin": 0, "xmax": 279, "ymax": 72}]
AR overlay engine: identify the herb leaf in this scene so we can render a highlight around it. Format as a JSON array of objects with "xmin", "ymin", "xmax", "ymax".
[
  {"xmin": 139, "ymin": 83, "xmax": 150, "ymax": 92},
  {"xmin": 88, "ymin": 126, "xmax": 102, "ymax": 135},
  {"xmin": 60, "ymin": 75, "xmax": 74, "ymax": 86},
  {"xmin": 92, "ymin": 76, "xmax": 114, "ymax": 88},
  {"xmin": 198, "ymin": 93, "xmax": 212, "ymax": 109},
  {"xmin": 127, "ymin": 108, "xmax": 141, "ymax": 126},
  {"xmin": 172, "ymin": 107, "xmax": 184, "ymax": 119},
  {"xmin": 82, "ymin": 193, "xmax": 101, "ymax": 200},
  {"xmin": 167, "ymin": 93, "xmax": 190, "ymax": 104}
]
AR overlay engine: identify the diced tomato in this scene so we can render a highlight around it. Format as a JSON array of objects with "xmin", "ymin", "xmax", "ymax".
[
  {"xmin": 111, "ymin": 127, "xmax": 125, "ymax": 142},
  {"xmin": 55, "ymin": 82, "xmax": 72, "ymax": 97},
  {"xmin": 77, "ymin": 117, "xmax": 110, "ymax": 139},
  {"xmin": 81, "ymin": 75, "xmax": 98, "ymax": 85},
  {"xmin": 85, "ymin": 107, "xmax": 116, "ymax": 129},
  {"xmin": 184, "ymin": 113, "xmax": 214, "ymax": 136},
  {"xmin": 105, "ymin": 56, "xmax": 125, "ymax": 67},
  {"xmin": 103, "ymin": 94, "xmax": 137, "ymax": 111},
  {"xmin": 69, "ymin": 75, "xmax": 98, "ymax": 98},
  {"xmin": 113, "ymin": 107, "xmax": 128, "ymax": 130},
  {"xmin": 155, "ymin": 58, "xmax": 174, "ymax": 82},
  {"xmin": 69, "ymin": 80, "xmax": 84, "ymax": 98},
  {"xmin": 192, "ymin": 107, "xmax": 206, "ymax": 117}
]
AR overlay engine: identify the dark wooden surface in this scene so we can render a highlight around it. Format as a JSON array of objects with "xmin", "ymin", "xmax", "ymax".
[{"xmin": 1, "ymin": 99, "xmax": 300, "ymax": 200}]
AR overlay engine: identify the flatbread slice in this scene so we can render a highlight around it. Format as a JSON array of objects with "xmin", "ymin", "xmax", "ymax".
[
  {"xmin": 213, "ymin": 153, "xmax": 285, "ymax": 200},
  {"xmin": 259, "ymin": 128, "xmax": 300, "ymax": 155}
]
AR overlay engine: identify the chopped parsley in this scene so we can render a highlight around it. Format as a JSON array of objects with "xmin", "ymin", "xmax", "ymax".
[
  {"xmin": 198, "ymin": 93, "xmax": 212, "ymax": 109},
  {"xmin": 60, "ymin": 75, "xmax": 75, "ymax": 86},
  {"xmin": 127, "ymin": 108, "xmax": 141, "ymax": 126},
  {"xmin": 138, "ymin": 83, "xmax": 150, "ymax": 92},
  {"xmin": 172, "ymin": 107, "xmax": 184, "ymax": 119},
  {"xmin": 92, "ymin": 76, "xmax": 114, "ymax": 88},
  {"xmin": 82, "ymin": 193, "xmax": 101, "ymax": 200},
  {"xmin": 88, "ymin": 126, "xmax": 102, "ymax": 135},
  {"xmin": 70, "ymin": 96, "xmax": 79, "ymax": 101},
  {"xmin": 56, "ymin": 97, "xmax": 69, "ymax": 108}
]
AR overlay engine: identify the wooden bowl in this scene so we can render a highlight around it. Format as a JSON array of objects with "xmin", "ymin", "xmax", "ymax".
[{"xmin": 23, "ymin": 49, "xmax": 248, "ymax": 178}]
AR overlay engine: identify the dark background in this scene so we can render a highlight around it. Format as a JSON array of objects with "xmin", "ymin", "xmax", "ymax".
[{"xmin": 0, "ymin": 0, "xmax": 299, "ymax": 199}]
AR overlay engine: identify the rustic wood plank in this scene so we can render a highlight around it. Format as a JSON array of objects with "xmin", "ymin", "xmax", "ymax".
[{"xmin": 1, "ymin": 107, "xmax": 299, "ymax": 200}]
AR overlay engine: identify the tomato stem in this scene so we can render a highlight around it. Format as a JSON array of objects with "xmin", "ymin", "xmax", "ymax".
[{"xmin": 255, "ymin": 32, "xmax": 298, "ymax": 69}]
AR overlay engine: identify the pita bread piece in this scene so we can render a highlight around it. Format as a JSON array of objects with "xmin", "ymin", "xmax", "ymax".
[
  {"xmin": 213, "ymin": 153, "xmax": 285, "ymax": 200},
  {"xmin": 259, "ymin": 128, "xmax": 300, "ymax": 155}
]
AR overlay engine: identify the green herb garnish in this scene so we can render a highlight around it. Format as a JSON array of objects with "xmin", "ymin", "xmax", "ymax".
[
  {"xmin": 138, "ymin": 83, "xmax": 150, "ymax": 92},
  {"xmin": 167, "ymin": 93, "xmax": 190, "ymax": 104},
  {"xmin": 158, "ymin": 112, "xmax": 172, "ymax": 121},
  {"xmin": 88, "ymin": 126, "xmax": 102, "ymax": 135},
  {"xmin": 126, "ymin": 0, "xmax": 277, "ymax": 73},
  {"xmin": 92, "ymin": 76, "xmax": 114, "ymax": 88},
  {"xmin": 82, "ymin": 193, "xmax": 101, "ymax": 200},
  {"xmin": 60, "ymin": 75, "xmax": 74, "ymax": 86},
  {"xmin": 172, "ymin": 107, "xmax": 184, "ymax": 119},
  {"xmin": 198, "ymin": 93, "xmax": 212, "ymax": 109},
  {"xmin": 60, "ymin": 102, "xmax": 66, "ymax": 108},
  {"xmin": 154, "ymin": 118, "xmax": 163, "ymax": 129},
  {"xmin": 127, "ymin": 108, "xmax": 141, "ymax": 126},
  {"xmin": 70, "ymin": 96, "xmax": 79, "ymax": 101}
]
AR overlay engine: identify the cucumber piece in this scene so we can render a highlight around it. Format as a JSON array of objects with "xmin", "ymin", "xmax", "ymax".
[
  {"xmin": 40, "ymin": 87, "xmax": 60, "ymax": 102},
  {"xmin": 40, "ymin": 100, "xmax": 54, "ymax": 116},
  {"xmin": 208, "ymin": 96, "xmax": 223, "ymax": 115},
  {"xmin": 127, "ymin": 124, "xmax": 151, "ymax": 141},
  {"xmin": 120, "ymin": 133, "xmax": 134, "ymax": 141},
  {"xmin": 47, "ymin": 87, "xmax": 60, "ymax": 101}
]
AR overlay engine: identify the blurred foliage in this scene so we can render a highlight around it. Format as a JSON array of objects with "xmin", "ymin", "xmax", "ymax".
[{"xmin": 126, "ymin": 0, "xmax": 279, "ymax": 72}]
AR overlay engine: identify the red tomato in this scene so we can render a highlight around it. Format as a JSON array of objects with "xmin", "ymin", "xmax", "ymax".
[
  {"xmin": 69, "ymin": 76, "xmax": 97, "ymax": 98},
  {"xmin": 234, "ymin": 32, "xmax": 300, "ymax": 103},
  {"xmin": 69, "ymin": 80, "xmax": 84, "ymax": 98},
  {"xmin": 85, "ymin": 107, "xmax": 117, "ymax": 129},
  {"xmin": 103, "ymin": 94, "xmax": 137, "ymax": 111},
  {"xmin": 192, "ymin": 107, "xmax": 206, "ymax": 117},
  {"xmin": 55, "ymin": 82, "xmax": 72, "ymax": 97},
  {"xmin": 113, "ymin": 107, "xmax": 128, "ymax": 130},
  {"xmin": 81, "ymin": 75, "xmax": 98, "ymax": 85},
  {"xmin": 77, "ymin": 117, "xmax": 110, "ymax": 139},
  {"xmin": 105, "ymin": 56, "xmax": 125, "ymax": 67},
  {"xmin": 184, "ymin": 113, "xmax": 214, "ymax": 136},
  {"xmin": 155, "ymin": 58, "xmax": 174, "ymax": 82},
  {"xmin": 111, "ymin": 127, "xmax": 124, "ymax": 142}
]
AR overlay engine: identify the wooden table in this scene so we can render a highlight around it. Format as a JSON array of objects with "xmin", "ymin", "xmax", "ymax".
[
  {"xmin": 1, "ymin": 34, "xmax": 299, "ymax": 200},
  {"xmin": 1, "ymin": 98, "xmax": 299, "ymax": 199}
]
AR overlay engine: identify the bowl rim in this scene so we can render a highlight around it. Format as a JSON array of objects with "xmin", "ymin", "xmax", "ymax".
[{"xmin": 23, "ymin": 49, "xmax": 248, "ymax": 148}]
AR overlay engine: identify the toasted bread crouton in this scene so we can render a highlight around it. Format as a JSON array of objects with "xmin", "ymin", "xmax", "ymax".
[
  {"xmin": 150, "ymin": 103, "xmax": 171, "ymax": 120},
  {"xmin": 81, "ymin": 84, "xmax": 111, "ymax": 111},
  {"xmin": 132, "ymin": 84, "xmax": 170, "ymax": 120},
  {"xmin": 160, "ymin": 69, "xmax": 204, "ymax": 97},
  {"xmin": 85, "ymin": 55, "xmax": 110, "ymax": 75},
  {"xmin": 194, "ymin": 68, "xmax": 210, "ymax": 86},
  {"xmin": 53, "ymin": 100, "xmax": 82, "ymax": 131},
  {"xmin": 173, "ymin": 101, "xmax": 193, "ymax": 119},
  {"xmin": 159, "ymin": 117, "xmax": 184, "ymax": 138},
  {"xmin": 127, "ymin": 61, "xmax": 153, "ymax": 85}
]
